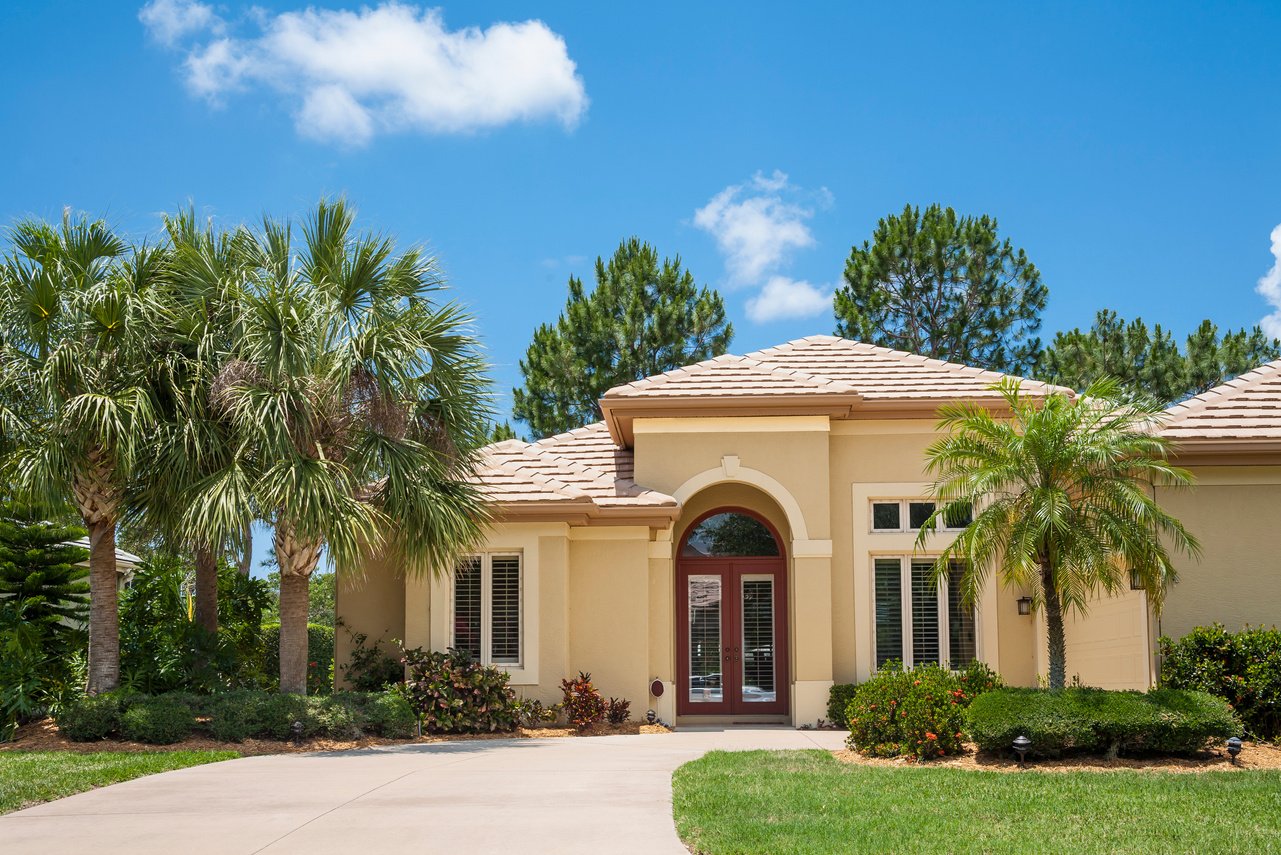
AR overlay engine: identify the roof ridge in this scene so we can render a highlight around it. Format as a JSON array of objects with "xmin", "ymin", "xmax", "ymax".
[
  {"xmin": 602, "ymin": 350, "xmax": 857, "ymax": 398},
  {"xmin": 1164, "ymin": 358, "xmax": 1281, "ymax": 425},
  {"xmin": 747, "ymin": 334, "xmax": 1064, "ymax": 391},
  {"xmin": 532, "ymin": 421, "xmax": 610, "ymax": 448}
]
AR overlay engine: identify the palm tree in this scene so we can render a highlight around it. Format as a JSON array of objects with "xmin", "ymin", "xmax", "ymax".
[
  {"xmin": 194, "ymin": 200, "xmax": 492, "ymax": 693},
  {"xmin": 125, "ymin": 209, "xmax": 257, "ymax": 635},
  {"xmin": 917, "ymin": 378, "xmax": 1199, "ymax": 689},
  {"xmin": 0, "ymin": 214, "xmax": 166, "ymax": 692}
]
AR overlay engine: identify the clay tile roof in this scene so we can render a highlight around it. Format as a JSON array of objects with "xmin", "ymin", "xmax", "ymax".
[
  {"xmin": 602, "ymin": 352, "xmax": 857, "ymax": 399},
  {"xmin": 474, "ymin": 427, "xmax": 676, "ymax": 511},
  {"xmin": 1161, "ymin": 359, "xmax": 1281, "ymax": 441},
  {"xmin": 746, "ymin": 335, "xmax": 1064, "ymax": 400}
]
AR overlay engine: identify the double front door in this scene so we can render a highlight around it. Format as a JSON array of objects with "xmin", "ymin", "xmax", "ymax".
[{"xmin": 676, "ymin": 557, "xmax": 789, "ymax": 716}]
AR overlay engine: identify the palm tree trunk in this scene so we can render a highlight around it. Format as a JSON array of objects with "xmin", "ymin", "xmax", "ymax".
[
  {"xmin": 238, "ymin": 525, "xmax": 253, "ymax": 576},
  {"xmin": 194, "ymin": 542, "xmax": 218, "ymax": 635},
  {"xmin": 86, "ymin": 519, "xmax": 120, "ymax": 694},
  {"xmin": 275, "ymin": 522, "xmax": 324, "ymax": 694},
  {"xmin": 279, "ymin": 572, "xmax": 310, "ymax": 694},
  {"xmin": 1041, "ymin": 562, "xmax": 1068, "ymax": 689}
]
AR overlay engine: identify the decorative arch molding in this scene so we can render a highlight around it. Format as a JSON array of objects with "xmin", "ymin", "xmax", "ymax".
[{"xmin": 671, "ymin": 456, "xmax": 815, "ymax": 545}]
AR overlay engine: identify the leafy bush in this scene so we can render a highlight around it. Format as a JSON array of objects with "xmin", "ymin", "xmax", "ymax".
[
  {"xmin": 57, "ymin": 694, "xmax": 124, "ymax": 742},
  {"xmin": 119, "ymin": 556, "xmax": 272, "ymax": 694},
  {"xmin": 121, "ymin": 697, "xmax": 197, "ymax": 745},
  {"xmin": 828, "ymin": 684, "xmax": 858, "ymax": 729},
  {"xmin": 605, "ymin": 697, "xmax": 631, "ymax": 725},
  {"xmin": 400, "ymin": 646, "xmax": 519, "ymax": 733},
  {"xmin": 263, "ymin": 623, "xmax": 335, "ymax": 695},
  {"xmin": 337, "ymin": 621, "xmax": 403, "ymax": 691},
  {"xmin": 845, "ymin": 663, "xmax": 986, "ymax": 759},
  {"xmin": 513, "ymin": 696, "xmax": 560, "ymax": 728},
  {"xmin": 560, "ymin": 672, "xmax": 607, "ymax": 730},
  {"xmin": 966, "ymin": 687, "xmax": 1242, "ymax": 757},
  {"xmin": 363, "ymin": 689, "xmax": 417, "ymax": 738},
  {"xmin": 1159, "ymin": 624, "xmax": 1281, "ymax": 740}
]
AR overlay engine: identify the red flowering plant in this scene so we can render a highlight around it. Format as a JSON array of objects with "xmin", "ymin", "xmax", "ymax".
[{"xmin": 845, "ymin": 661, "xmax": 1002, "ymax": 760}]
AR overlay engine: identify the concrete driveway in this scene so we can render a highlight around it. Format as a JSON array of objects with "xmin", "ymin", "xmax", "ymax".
[{"xmin": 0, "ymin": 727, "xmax": 845, "ymax": 854}]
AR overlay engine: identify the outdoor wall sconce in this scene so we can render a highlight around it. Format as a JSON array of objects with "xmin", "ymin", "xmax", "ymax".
[
  {"xmin": 1013, "ymin": 734, "xmax": 1031, "ymax": 765},
  {"xmin": 1016, "ymin": 596, "xmax": 1033, "ymax": 616},
  {"xmin": 1227, "ymin": 736, "xmax": 1243, "ymax": 764}
]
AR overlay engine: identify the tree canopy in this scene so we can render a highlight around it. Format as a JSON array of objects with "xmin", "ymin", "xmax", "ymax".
[
  {"xmin": 1038, "ymin": 310, "xmax": 1281, "ymax": 404},
  {"xmin": 834, "ymin": 204, "xmax": 1047, "ymax": 374},
  {"xmin": 512, "ymin": 238, "xmax": 732, "ymax": 439}
]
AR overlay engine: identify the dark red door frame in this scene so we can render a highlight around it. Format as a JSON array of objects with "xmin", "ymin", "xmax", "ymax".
[{"xmin": 675, "ymin": 509, "xmax": 790, "ymax": 718}]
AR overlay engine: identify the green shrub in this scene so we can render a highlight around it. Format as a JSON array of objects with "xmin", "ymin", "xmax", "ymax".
[
  {"xmin": 338, "ymin": 621, "xmax": 404, "ymax": 691},
  {"xmin": 400, "ymin": 646, "xmax": 519, "ymax": 734},
  {"xmin": 966, "ymin": 687, "xmax": 1242, "ymax": 757},
  {"xmin": 364, "ymin": 689, "xmax": 417, "ymax": 738},
  {"xmin": 120, "ymin": 697, "xmax": 197, "ymax": 745},
  {"xmin": 512, "ymin": 696, "xmax": 560, "ymax": 728},
  {"xmin": 206, "ymin": 691, "xmax": 259, "ymax": 742},
  {"xmin": 561, "ymin": 672, "xmax": 607, "ymax": 730},
  {"xmin": 828, "ymin": 684, "xmax": 858, "ymax": 728},
  {"xmin": 263, "ymin": 623, "xmax": 336, "ymax": 695},
  {"xmin": 844, "ymin": 662, "xmax": 993, "ymax": 760},
  {"xmin": 1159, "ymin": 624, "xmax": 1281, "ymax": 740},
  {"xmin": 254, "ymin": 692, "xmax": 314, "ymax": 739},
  {"xmin": 56, "ymin": 693, "xmax": 124, "ymax": 741}
]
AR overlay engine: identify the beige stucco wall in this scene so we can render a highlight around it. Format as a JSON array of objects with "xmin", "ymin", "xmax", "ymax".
[
  {"xmin": 567, "ymin": 531, "xmax": 652, "ymax": 703},
  {"xmin": 334, "ymin": 555, "xmax": 405, "ymax": 690},
  {"xmin": 1156, "ymin": 466, "xmax": 1281, "ymax": 641}
]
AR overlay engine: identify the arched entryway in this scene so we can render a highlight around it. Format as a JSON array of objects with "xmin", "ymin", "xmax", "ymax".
[{"xmin": 676, "ymin": 507, "xmax": 789, "ymax": 717}]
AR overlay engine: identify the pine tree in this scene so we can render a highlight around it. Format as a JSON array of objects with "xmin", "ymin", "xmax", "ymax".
[
  {"xmin": 834, "ymin": 204, "xmax": 1047, "ymax": 374},
  {"xmin": 1039, "ymin": 311, "xmax": 1281, "ymax": 404},
  {"xmin": 513, "ymin": 239, "xmax": 732, "ymax": 438},
  {"xmin": 0, "ymin": 503, "xmax": 90, "ymax": 631}
]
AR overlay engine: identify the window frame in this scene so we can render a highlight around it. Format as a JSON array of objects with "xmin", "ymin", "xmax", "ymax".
[
  {"xmin": 451, "ymin": 551, "xmax": 523, "ymax": 669},
  {"xmin": 869, "ymin": 554, "xmax": 977, "ymax": 672},
  {"xmin": 868, "ymin": 498, "xmax": 970, "ymax": 533}
]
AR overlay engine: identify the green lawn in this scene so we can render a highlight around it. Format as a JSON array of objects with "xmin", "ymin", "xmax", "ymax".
[
  {"xmin": 673, "ymin": 750, "xmax": 1281, "ymax": 855},
  {"xmin": 0, "ymin": 750, "xmax": 239, "ymax": 814}
]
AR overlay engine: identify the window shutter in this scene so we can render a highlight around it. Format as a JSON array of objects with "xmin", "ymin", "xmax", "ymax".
[
  {"xmin": 454, "ymin": 556, "xmax": 483, "ymax": 662},
  {"xmin": 910, "ymin": 559, "xmax": 940, "ymax": 665},
  {"xmin": 489, "ymin": 555, "xmax": 521, "ymax": 665},
  {"xmin": 874, "ymin": 558, "xmax": 903, "ymax": 668}
]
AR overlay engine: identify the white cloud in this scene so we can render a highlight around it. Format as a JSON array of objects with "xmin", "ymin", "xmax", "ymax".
[
  {"xmin": 694, "ymin": 170, "xmax": 817, "ymax": 285},
  {"xmin": 141, "ymin": 2, "xmax": 588, "ymax": 146},
  {"xmin": 746, "ymin": 276, "xmax": 832, "ymax": 323},
  {"xmin": 1258, "ymin": 224, "xmax": 1281, "ymax": 339},
  {"xmin": 139, "ymin": 0, "xmax": 221, "ymax": 47}
]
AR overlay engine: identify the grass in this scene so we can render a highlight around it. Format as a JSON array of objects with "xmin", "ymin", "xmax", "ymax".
[
  {"xmin": 0, "ymin": 750, "xmax": 239, "ymax": 814},
  {"xmin": 673, "ymin": 750, "xmax": 1281, "ymax": 854}
]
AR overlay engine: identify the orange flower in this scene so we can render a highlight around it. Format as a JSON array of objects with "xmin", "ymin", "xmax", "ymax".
[{"xmin": 926, "ymin": 732, "xmax": 937, "ymax": 740}]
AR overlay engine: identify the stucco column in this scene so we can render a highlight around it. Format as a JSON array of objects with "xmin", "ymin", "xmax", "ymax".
[
  {"xmin": 791, "ymin": 547, "xmax": 835, "ymax": 726},
  {"xmin": 647, "ymin": 531, "xmax": 676, "ymax": 723}
]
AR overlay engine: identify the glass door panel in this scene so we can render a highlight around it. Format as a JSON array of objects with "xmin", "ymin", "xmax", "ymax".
[
  {"xmin": 740, "ymin": 575, "xmax": 776, "ymax": 704},
  {"xmin": 687, "ymin": 574, "xmax": 724, "ymax": 705}
]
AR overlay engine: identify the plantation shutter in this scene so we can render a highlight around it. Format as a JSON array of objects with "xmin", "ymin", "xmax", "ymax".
[
  {"xmin": 454, "ymin": 556, "xmax": 483, "ymax": 662},
  {"xmin": 947, "ymin": 562, "xmax": 977, "ymax": 665},
  {"xmin": 489, "ymin": 555, "xmax": 521, "ymax": 665},
  {"xmin": 874, "ymin": 558, "xmax": 903, "ymax": 668},
  {"xmin": 910, "ymin": 559, "xmax": 940, "ymax": 666}
]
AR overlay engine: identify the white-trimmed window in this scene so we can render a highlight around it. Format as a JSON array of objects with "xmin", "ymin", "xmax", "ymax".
[
  {"xmin": 869, "ymin": 499, "xmax": 971, "ymax": 532},
  {"xmin": 453, "ymin": 553, "xmax": 522, "ymax": 667},
  {"xmin": 873, "ymin": 556, "xmax": 977, "ymax": 670}
]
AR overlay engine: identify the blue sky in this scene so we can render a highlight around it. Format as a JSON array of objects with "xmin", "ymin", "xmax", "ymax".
[{"xmin": 4, "ymin": 1, "xmax": 1280, "ymax": 571}]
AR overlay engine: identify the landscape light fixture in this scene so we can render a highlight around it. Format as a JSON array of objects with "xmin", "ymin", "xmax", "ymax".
[
  {"xmin": 1227, "ymin": 736, "xmax": 1243, "ymax": 764},
  {"xmin": 1016, "ymin": 596, "xmax": 1033, "ymax": 616},
  {"xmin": 1013, "ymin": 735, "xmax": 1031, "ymax": 765},
  {"xmin": 290, "ymin": 720, "xmax": 304, "ymax": 746},
  {"xmin": 646, "ymin": 709, "xmax": 657, "ymax": 725}
]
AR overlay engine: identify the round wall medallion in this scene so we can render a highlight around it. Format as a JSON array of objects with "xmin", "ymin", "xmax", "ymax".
[{"xmin": 650, "ymin": 679, "xmax": 665, "ymax": 698}]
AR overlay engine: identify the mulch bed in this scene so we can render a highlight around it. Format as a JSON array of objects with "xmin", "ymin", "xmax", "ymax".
[
  {"xmin": 1, "ymin": 718, "xmax": 671, "ymax": 756},
  {"xmin": 833, "ymin": 740, "xmax": 1281, "ymax": 773}
]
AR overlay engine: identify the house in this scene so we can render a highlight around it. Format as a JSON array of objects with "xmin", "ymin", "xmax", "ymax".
[{"xmin": 335, "ymin": 336, "xmax": 1280, "ymax": 726}]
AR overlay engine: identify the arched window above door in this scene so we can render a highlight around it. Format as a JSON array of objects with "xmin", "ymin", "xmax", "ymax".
[{"xmin": 681, "ymin": 511, "xmax": 780, "ymax": 557}]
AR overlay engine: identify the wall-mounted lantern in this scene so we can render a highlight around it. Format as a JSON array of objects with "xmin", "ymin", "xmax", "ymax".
[{"xmin": 1016, "ymin": 596, "xmax": 1033, "ymax": 616}]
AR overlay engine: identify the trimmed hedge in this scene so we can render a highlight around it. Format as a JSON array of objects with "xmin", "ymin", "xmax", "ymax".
[
  {"xmin": 56, "ymin": 689, "xmax": 416, "ymax": 743},
  {"xmin": 263, "ymin": 623, "xmax": 335, "ymax": 695},
  {"xmin": 1159, "ymin": 624, "xmax": 1281, "ymax": 740},
  {"xmin": 966, "ymin": 687, "xmax": 1242, "ymax": 757},
  {"xmin": 828, "ymin": 684, "xmax": 858, "ymax": 729}
]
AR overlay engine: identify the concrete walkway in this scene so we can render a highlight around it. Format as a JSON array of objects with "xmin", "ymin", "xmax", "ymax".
[{"xmin": 0, "ymin": 727, "xmax": 845, "ymax": 854}]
